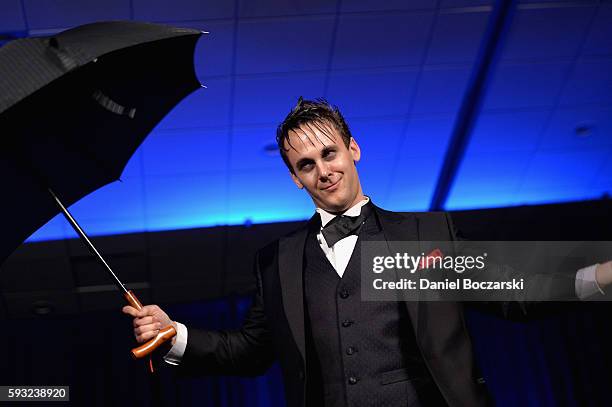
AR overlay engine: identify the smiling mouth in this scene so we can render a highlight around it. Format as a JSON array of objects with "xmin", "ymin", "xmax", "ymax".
[{"xmin": 322, "ymin": 179, "xmax": 341, "ymax": 191}]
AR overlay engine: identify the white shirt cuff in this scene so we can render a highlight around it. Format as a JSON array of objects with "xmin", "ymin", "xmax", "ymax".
[
  {"xmin": 575, "ymin": 264, "xmax": 605, "ymax": 300},
  {"xmin": 163, "ymin": 322, "xmax": 188, "ymax": 366}
]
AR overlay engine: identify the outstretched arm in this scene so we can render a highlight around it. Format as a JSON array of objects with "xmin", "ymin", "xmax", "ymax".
[{"xmin": 444, "ymin": 212, "xmax": 612, "ymax": 318}]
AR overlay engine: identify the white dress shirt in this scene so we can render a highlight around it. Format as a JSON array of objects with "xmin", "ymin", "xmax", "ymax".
[
  {"xmin": 164, "ymin": 198, "xmax": 604, "ymax": 365},
  {"xmin": 315, "ymin": 197, "xmax": 371, "ymax": 278}
]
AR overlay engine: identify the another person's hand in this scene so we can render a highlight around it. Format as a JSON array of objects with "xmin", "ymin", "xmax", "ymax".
[
  {"xmin": 122, "ymin": 304, "xmax": 176, "ymax": 345},
  {"xmin": 595, "ymin": 261, "xmax": 612, "ymax": 288}
]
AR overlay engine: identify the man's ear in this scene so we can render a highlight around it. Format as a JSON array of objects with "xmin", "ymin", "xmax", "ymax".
[
  {"xmin": 290, "ymin": 171, "xmax": 304, "ymax": 189},
  {"xmin": 349, "ymin": 137, "xmax": 361, "ymax": 163}
]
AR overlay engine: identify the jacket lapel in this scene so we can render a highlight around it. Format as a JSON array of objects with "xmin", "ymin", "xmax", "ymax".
[
  {"xmin": 278, "ymin": 222, "xmax": 309, "ymax": 362},
  {"xmin": 374, "ymin": 205, "xmax": 422, "ymax": 337},
  {"xmin": 277, "ymin": 206, "xmax": 422, "ymax": 362}
]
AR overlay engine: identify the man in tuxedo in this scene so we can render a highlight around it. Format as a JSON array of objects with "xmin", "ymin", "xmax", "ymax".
[{"xmin": 124, "ymin": 98, "xmax": 612, "ymax": 406}]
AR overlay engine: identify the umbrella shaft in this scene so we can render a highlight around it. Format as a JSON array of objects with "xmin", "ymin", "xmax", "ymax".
[{"xmin": 48, "ymin": 188, "xmax": 128, "ymax": 295}]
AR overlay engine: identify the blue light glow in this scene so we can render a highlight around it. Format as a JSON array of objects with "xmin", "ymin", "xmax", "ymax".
[{"xmin": 12, "ymin": 7, "xmax": 612, "ymax": 243}]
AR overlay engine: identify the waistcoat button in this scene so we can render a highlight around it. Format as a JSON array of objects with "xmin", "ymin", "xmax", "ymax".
[
  {"xmin": 348, "ymin": 376, "xmax": 359, "ymax": 385},
  {"xmin": 339, "ymin": 289, "xmax": 349, "ymax": 299}
]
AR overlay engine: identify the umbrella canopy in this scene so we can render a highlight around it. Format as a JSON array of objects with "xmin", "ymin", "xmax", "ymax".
[{"xmin": 0, "ymin": 21, "xmax": 203, "ymax": 266}]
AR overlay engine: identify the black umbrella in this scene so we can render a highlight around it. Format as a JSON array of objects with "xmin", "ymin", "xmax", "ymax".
[{"xmin": 0, "ymin": 21, "xmax": 203, "ymax": 365}]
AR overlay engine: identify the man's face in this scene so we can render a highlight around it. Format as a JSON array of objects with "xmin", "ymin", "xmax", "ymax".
[{"xmin": 284, "ymin": 122, "xmax": 364, "ymax": 213}]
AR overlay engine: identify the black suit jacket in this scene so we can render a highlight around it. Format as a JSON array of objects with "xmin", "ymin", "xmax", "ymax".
[{"xmin": 177, "ymin": 206, "xmax": 576, "ymax": 406}]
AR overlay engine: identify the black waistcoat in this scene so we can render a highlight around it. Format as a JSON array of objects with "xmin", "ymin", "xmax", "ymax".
[{"xmin": 303, "ymin": 209, "xmax": 434, "ymax": 407}]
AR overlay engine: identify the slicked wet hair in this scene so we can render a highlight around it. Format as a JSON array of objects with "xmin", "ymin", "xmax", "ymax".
[{"xmin": 276, "ymin": 97, "xmax": 352, "ymax": 173}]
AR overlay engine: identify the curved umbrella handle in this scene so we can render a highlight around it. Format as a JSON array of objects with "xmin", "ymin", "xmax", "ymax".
[
  {"xmin": 130, "ymin": 326, "xmax": 177, "ymax": 359},
  {"xmin": 123, "ymin": 290, "xmax": 177, "ymax": 360}
]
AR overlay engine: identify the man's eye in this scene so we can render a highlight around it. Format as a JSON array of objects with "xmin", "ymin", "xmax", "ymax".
[
  {"xmin": 324, "ymin": 151, "xmax": 336, "ymax": 160},
  {"xmin": 301, "ymin": 163, "xmax": 314, "ymax": 171}
]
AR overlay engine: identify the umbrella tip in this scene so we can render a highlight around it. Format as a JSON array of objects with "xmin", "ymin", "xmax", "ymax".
[
  {"xmin": 201, "ymin": 31, "xmax": 210, "ymax": 35},
  {"xmin": 200, "ymin": 84, "xmax": 207, "ymax": 89}
]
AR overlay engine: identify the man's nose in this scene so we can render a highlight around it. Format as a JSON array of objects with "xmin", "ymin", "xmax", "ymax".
[{"xmin": 316, "ymin": 161, "xmax": 330, "ymax": 180}]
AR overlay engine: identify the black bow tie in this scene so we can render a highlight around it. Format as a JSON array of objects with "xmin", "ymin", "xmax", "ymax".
[{"xmin": 321, "ymin": 212, "xmax": 367, "ymax": 247}]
